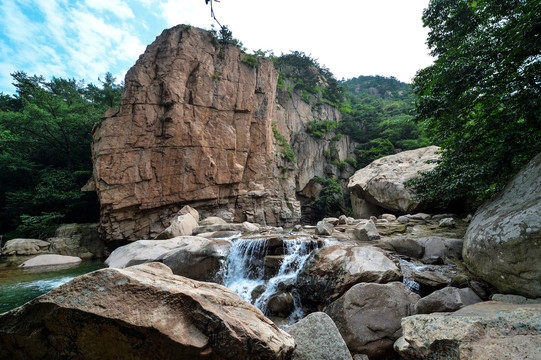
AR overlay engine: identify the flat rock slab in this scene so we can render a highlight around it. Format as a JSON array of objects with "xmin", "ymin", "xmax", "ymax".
[
  {"xmin": 19, "ymin": 254, "xmax": 82, "ymax": 268},
  {"xmin": 0, "ymin": 262, "xmax": 295, "ymax": 360}
]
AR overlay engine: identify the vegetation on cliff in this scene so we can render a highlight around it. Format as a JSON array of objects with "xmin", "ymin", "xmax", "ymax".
[
  {"xmin": 407, "ymin": 0, "xmax": 541, "ymax": 207},
  {"xmin": 0, "ymin": 72, "xmax": 122, "ymax": 238}
]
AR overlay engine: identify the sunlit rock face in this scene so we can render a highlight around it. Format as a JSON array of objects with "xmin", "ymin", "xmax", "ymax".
[
  {"xmin": 92, "ymin": 25, "xmax": 355, "ymax": 244},
  {"xmin": 0, "ymin": 262, "xmax": 296, "ymax": 360},
  {"xmin": 348, "ymin": 146, "xmax": 441, "ymax": 216}
]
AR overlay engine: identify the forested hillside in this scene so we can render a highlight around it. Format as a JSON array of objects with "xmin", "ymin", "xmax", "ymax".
[
  {"xmin": 340, "ymin": 75, "xmax": 429, "ymax": 168},
  {"xmin": 0, "ymin": 73, "xmax": 122, "ymax": 239}
]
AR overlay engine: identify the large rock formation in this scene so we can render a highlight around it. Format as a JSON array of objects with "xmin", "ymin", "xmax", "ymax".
[
  {"xmin": 326, "ymin": 282, "xmax": 420, "ymax": 359},
  {"xmin": 91, "ymin": 25, "xmax": 355, "ymax": 243},
  {"xmin": 0, "ymin": 262, "xmax": 295, "ymax": 360},
  {"xmin": 296, "ymin": 244, "xmax": 402, "ymax": 307},
  {"xmin": 348, "ymin": 146, "xmax": 440, "ymax": 216},
  {"xmin": 463, "ymin": 152, "xmax": 541, "ymax": 298},
  {"xmin": 395, "ymin": 302, "xmax": 541, "ymax": 359}
]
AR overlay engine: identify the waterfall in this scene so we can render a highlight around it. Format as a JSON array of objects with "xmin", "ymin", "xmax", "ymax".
[{"xmin": 221, "ymin": 235, "xmax": 320, "ymax": 323}]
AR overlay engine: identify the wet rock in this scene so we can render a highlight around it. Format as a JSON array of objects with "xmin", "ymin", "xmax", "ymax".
[
  {"xmin": 322, "ymin": 217, "xmax": 339, "ymax": 226},
  {"xmin": 463, "ymin": 152, "xmax": 541, "ymax": 298},
  {"xmin": 414, "ymin": 286, "xmax": 482, "ymax": 314},
  {"xmin": 0, "ymin": 263, "xmax": 295, "ymax": 360},
  {"xmin": 326, "ymin": 282, "xmax": 420, "ymax": 359},
  {"xmin": 286, "ymin": 312, "xmax": 353, "ymax": 360},
  {"xmin": 19, "ymin": 254, "xmax": 82, "ymax": 268},
  {"xmin": 267, "ymin": 292, "xmax": 294, "ymax": 317},
  {"xmin": 395, "ymin": 302, "xmax": 541, "ymax": 360},
  {"xmin": 296, "ymin": 244, "xmax": 402, "ymax": 307},
  {"xmin": 338, "ymin": 215, "xmax": 348, "ymax": 225}
]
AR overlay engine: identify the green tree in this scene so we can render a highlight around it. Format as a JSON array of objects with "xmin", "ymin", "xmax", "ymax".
[
  {"xmin": 0, "ymin": 72, "xmax": 122, "ymax": 238},
  {"xmin": 408, "ymin": 0, "xmax": 541, "ymax": 206}
]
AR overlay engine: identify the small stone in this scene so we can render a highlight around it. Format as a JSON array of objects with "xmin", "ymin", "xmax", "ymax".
[
  {"xmin": 397, "ymin": 215, "xmax": 410, "ymax": 224},
  {"xmin": 439, "ymin": 217, "xmax": 456, "ymax": 228}
]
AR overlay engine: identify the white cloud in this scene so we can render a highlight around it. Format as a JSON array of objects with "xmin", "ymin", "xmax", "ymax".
[
  {"xmin": 158, "ymin": 0, "xmax": 211, "ymax": 28},
  {"xmin": 85, "ymin": 0, "xmax": 135, "ymax": 19}
]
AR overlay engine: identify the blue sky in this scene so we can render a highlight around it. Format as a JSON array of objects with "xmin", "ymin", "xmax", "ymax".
[{"xmin": 0, "ymin": 0, "xmax": 433, "ymax": 94}]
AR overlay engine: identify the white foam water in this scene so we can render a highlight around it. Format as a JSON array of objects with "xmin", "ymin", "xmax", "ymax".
[{"xmin": 221, "ymin": 236, "xmax": 318, "ymax": 323}]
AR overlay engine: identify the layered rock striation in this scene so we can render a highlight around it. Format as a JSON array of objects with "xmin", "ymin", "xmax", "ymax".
[{"xmin": 92, "ymin": 25, "xmax": 355, "ymax": 243}]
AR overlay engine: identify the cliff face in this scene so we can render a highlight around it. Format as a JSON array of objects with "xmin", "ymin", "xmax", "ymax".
[{"xmin": 92, "ymin": 25, "xmax": 355, "ymax": 243}]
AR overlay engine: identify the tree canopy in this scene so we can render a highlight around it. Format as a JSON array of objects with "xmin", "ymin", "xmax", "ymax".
[
  {"xmin": 0, "ymin": 72, "xmax": 122, "ymax": 238},
  {"xmin": 408, "ymin": 0, "xmax": 541, "ymax": 206}
]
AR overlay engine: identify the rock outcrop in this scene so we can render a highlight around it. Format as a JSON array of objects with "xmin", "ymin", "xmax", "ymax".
[
  {"xmin": 395, "ymin": 302, "xmax": 541, "ymax": 359},
  {"xmin": 91, "ymin": 25, "xmax": 355, "ymax": 243},
  {"xmin": 348, "ymin": 146, "xmax": 440, "ymax": 216},
  {"xmin": 47, "ymin": 223, "xmax": 104, "ymax": 259},
  {"xmin": 463, "ymin": 152, "xmax": 541, "ymax": 298},
  {"xmin": 0, "ymin": 262, "xmax": 295, "ymax": 360}
]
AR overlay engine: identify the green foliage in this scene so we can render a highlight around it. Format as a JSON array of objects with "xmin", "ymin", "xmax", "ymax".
[
  {"xmin": 311, "ymin": 177, "xmax": 344, "ymax": 217},
  {"xmin": 272, "ymin": 123, "xmax": 295, "ymax": 163},
  {"xmin": 306, "ymin": 119, "xmax": 337, "ymax": 139},
  {"xmin": 339, "ymin": 75, "xmax": 428, "ymax": 168},
  {"xmin": 409, "ymin": 0, "xmax": 541, "ymax": 205},
  {"xmin": 15, "ymin": 212, "xmax": 64, "ymax": 239},
  {"xmin": 273, "ymin": 51, "xmax": 344, "ymax": 107},
  {"xmin": 241, "ymin": 54, "xmax": 258, "ymax": 68},
  {"xmin": 0, "ymin": 72, "xmax": 122, "ymax": 238}
]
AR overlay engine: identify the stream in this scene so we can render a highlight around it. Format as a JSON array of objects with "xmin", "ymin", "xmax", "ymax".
[{"xmin": 0, "ymin": 260, "xmax": 106, "ymax": 313}]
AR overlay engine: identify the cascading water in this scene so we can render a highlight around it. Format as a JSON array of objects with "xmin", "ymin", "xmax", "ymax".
[{"xmin": 221, "ymin": 235, "xmax": 321, "ymax": 323}]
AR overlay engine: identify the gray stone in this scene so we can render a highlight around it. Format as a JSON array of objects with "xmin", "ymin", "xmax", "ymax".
[
  {"xmin": 397, "ymin": 215, "xmax": 410, "ymax": 224},
  {"xmin": 348, "ymin": 146, "xmax": 440, "ymax": 214},
  {"xmin": 19, "ymin": 254, "xmax": 82, "ymax": 268},
  {"xmin": 47, "ymin": 223, "xmax": 103, "ymax": 259},
  {"xmin": 354, "ymin": 219, "xmax": 380, "ymax": 241},
  {"xmin": 105, "ymin": 237, "xmax": 231, "ymax": 281},
  {"xmin": 491, "ymin": 294, "xmax": 541, "ymax": 305},
  {"xmin": 414, "ymin": 286, "xmax": 482, "ymax": 314},
  {"xmin": 315, "ymin": 221, "xmax": 334, "ymax": 236},
  {"xmin": 286, "ymin": 312, "xmax": 353, "ymax": 360},
  {"xmin": 326, "ymin": 282, "xmax": 420, "ymax": 359},
  {"xmin": 296, "ymin": 244, "xmax": 402, "ymax": 306},
  {"xmin": 395, "ymin": 302, "xmax": 541, "ymax": 360},
  {"xmin": 438, "ymin": 217, "xmax": 456, "ymax": 228},
  {"xmin": 387, "ymin": 238, "xmax": 424, "ymax": 259},
  {"xmin": 463, "ymin": 152, "xmax": 541, "ymax": 298},
  {"xmin": 1, "ymin": 238, "xmax": 50, "ymax": 256}
]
